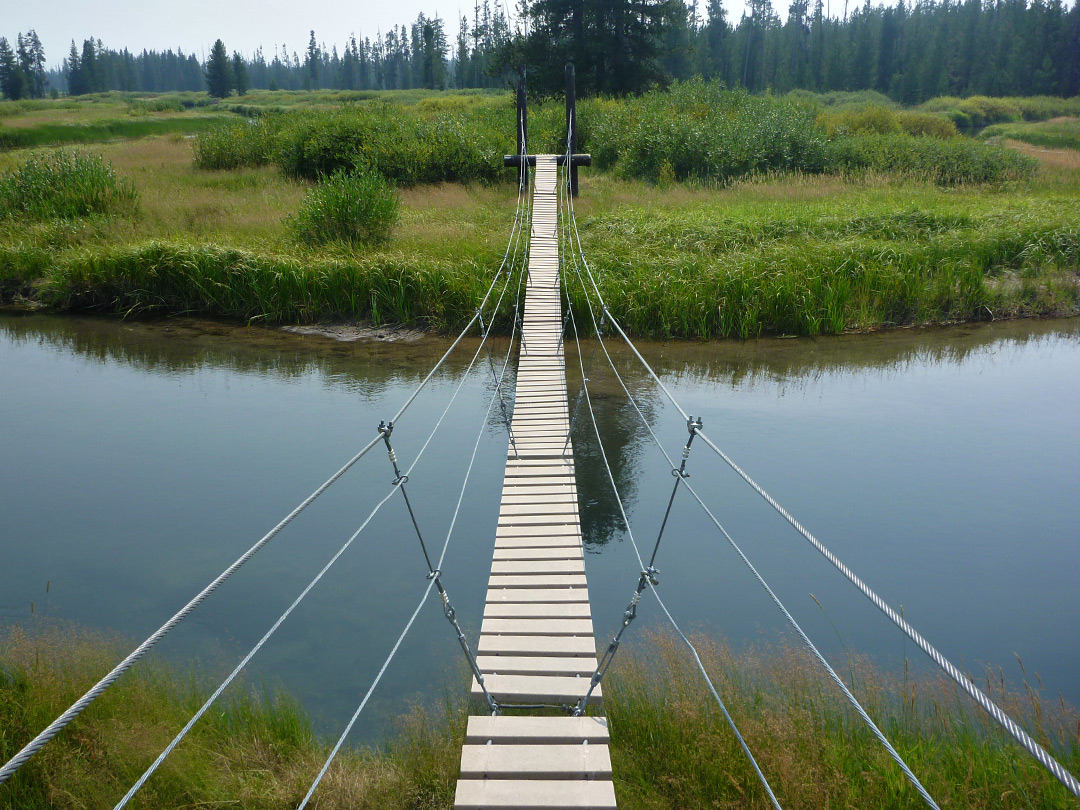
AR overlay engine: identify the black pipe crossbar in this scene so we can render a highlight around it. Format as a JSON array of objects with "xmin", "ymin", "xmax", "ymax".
[{"xmin": 504, "ymin": 154, "xmax": 592, "ymax": 168}]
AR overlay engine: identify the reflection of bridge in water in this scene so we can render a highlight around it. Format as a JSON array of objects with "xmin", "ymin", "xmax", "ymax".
[{"xmin": 2, "ymin": 96, "xmax": 1078, "ymax": 810}]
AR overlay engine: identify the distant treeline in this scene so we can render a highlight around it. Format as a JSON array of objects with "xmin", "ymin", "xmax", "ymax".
[{"xmin": 3, "ymin": 0, "xmax": 1079, "ymax": 102}]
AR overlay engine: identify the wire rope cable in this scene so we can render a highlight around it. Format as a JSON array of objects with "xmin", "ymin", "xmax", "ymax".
[
  {"xmin": 557, "ymin": 159, "xmax": 783, "ymax": 810},
  {"xmin": 296, "ymin": 263, "xmax": 528, "ymax": 808},
  {"xmin": 565, "ymin": 261, "xmax": 939, "ymax": 806},
  {"xmin": 111, "ymin": 174, "xmax": 530, "ymax": 808},
  {"xmin": 560, "ymin": 141, "xmax": 1080, "ymax": 800},
  {"xmin": 0, "ymin": 106, "xmax": 536, "ymax": 789}
]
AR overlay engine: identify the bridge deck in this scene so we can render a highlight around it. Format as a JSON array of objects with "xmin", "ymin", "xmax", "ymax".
[{"xmin": 454, "ymin": 157, "xmax": 616, "ymax": 809}]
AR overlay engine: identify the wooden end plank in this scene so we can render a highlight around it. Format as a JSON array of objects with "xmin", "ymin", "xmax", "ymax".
[{"xmin": 454, "ymin": 779, "xmax": 616, "ymax": 810}]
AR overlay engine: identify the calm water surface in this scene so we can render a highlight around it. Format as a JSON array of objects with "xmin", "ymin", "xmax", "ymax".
[{"xmin": 1, "ymin": 313, "xmax": 1078, "ymax": 744}]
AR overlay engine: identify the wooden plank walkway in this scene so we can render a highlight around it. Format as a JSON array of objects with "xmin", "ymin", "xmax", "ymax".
[{"xmin": 454, "ymin": 156, "xmax": 616, "ymax": 809}]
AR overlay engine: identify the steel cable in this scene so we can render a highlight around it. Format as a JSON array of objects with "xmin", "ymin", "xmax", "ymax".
[
  {"xmin": 557, "ymin": 157, "xmax": 783, "ymax": 810},
  {"xmin": 560, "ymin": 146, "xmax": 1079, "ymax": 801},
  {"xmin": 110, "ymin": 168, "xmax": 531, "ymax": 807},
  {"xmin": 296, "ymin": 258, "xmax": 530, "ymax": 808},
  {"xmin": 0, "ymin": 106, "xmax": 535, "ymax": 789}
]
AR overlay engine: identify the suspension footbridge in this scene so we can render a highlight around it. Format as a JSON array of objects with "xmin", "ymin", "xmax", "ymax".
[{"xmin": 2, "ymin": 84, "xmax": 1079, "ymax": 810}]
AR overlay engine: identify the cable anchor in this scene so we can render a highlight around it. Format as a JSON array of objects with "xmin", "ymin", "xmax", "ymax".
[{"xmin": 572, "ymin": 569, "xmax": 653, "ymax": 716}]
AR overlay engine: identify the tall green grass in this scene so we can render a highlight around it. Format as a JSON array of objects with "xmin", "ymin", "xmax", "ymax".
[
  {"xmin": 608, "ymin": 630, "xmax": 1080, "ymax": 809},
  {"xmin": 192, "ymin": 82, "xmax": 1032, "ymax": 187},
  {"xmin": 0, "ymin": 622, "xmax": 465, "ymax": 810},
  {"xmin": 825, "ymin": 132, "xmax": 1035, "ymax": 184},
  {"xmin": 982, "ymin": 118, "xmax": 1080, "ymax": 151},
  {"xmin": 0, "ymin": 150, "xmax": 138, "ymax": 221},
  {"xmin": 288, "ymin": 168, "xmax": 400, "ymax": 246},
  {"xmin": 566, "ymin": 195, "xmax": 1078, "ymax": 338},
  {"xmin": 0, "ymin": 116, "xmax": 233, "ymax": 150},
  {"xmin": 4, "ymin": 623, "xmax": 1076, "ymax": 809}
]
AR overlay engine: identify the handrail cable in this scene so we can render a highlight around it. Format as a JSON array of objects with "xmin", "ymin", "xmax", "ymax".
[
  {"xmin": 556, "ymin": 157, "xmax": 783, "ymax": 810},
  {"xmin": 0, "ymin": 109, "xmax": 535, "ymax": 790},
  {"xmin": 111, "ymin": 179, "xmax": 530, "ymax": 808},
  {"xmin": 296, "ymin": 252, "xmax": 531, "ymax": 809},
  {"xmin": 560, "ymin": 131, "xmax": 1080, "ymax": 801},
  {"xmin": 564, "ymin": 235, "xmax": 939, "ymax": 807}
]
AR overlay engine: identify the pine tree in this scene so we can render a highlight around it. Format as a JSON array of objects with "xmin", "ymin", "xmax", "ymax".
[
  {"xmin": 205, "ymin": 39, "xmax": 233, "ymax": 97},
  {"xmin": 0, "ymin": 38, "xmax": 25, "ymax": 100},
  {"xmin": 305, "ymin": 30, "xmax": 319, "ymax": 89},
  {"xmin": 231, "ymin": 52, "xmax": 248, "ymax": 95}
]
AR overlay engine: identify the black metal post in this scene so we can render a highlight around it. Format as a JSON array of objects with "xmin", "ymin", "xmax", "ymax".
[
  {"xmin": 516, "ymin": 65, "xmax": 528, "ymax": 187},
  {"xmin": 565, "ymin": 63, "xmax": 578, "ymax": 197}
]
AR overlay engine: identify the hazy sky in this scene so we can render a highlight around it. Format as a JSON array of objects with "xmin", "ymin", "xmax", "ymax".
[{"xmin": 1, "ymin": 0, "xmax": 752, "ymax": 67}]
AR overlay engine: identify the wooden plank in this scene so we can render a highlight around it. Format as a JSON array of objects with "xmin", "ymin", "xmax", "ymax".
[
  {"xmin": 489, "ymin": 560, "xmax": 586, "ymax": 576},
  {"xmin": 492, "ymin": 546, "xmax": 584, "ymax": 561},
  {"xmin": 496, "ymin": 524, "xmax": 582, "ymax": 537},
  {"xmin": 488, "ymin": 574, "xmax": 588, "ymax": 589},
  {"xmin": 497, "ymin": 515, "xmax": 580, "ymax": 527},
  {"xmin": 475, "ymin": 655, "xmax": 597, "ymax": 677},
  {"xmin": 454, "ymin": 779, "xmax": 617, "ymax": 810},
  {"xmin": 493, "ymin": 536, "xmax": 582, "ymax": 549},
  {"xmin": 481, "ymin": 617, "xmax": 593, "ymax": 636},
  {"xmin": 485, "ymin": 587, "xmax": 589, "ymax": 603},
  {"xmin": 459, "ymin": 743, "xmax": 610, "ymax": 779},
  {"xmin": 477, "ymin": 635, "xmax": 597, "ymax": 657},
  {"xmin": 471, "ymin": 675, "xmax": 602, "ymax": 706},
  {"xmin": 484, "ymin": 602, "xmax": 591, "ymax": 619},
  {"xmin": 465, "ymin": 716, "xmax": 609, "ymax": 745}
]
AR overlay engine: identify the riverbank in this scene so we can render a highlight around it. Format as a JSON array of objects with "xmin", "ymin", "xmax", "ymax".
[
  {"xmin": 2, "ymin": 111, "xmax": 1079, "ymax": 338},
  {"xmin": 2, "ymin": 153, "xmax": 1077, "ymax": 338},
  {"xmin": 2, "ymin": 622, "xmax": 1077, "ymax": 809}
]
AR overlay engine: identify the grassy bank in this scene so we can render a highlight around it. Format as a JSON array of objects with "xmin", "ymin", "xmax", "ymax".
[
  {"xmin": 0, "ymin": 88, "xmax": 1078, "ymax": 338},
  {"xmin": 3, "ymin": 624, "xmax": 1077, "ymax": 809}
]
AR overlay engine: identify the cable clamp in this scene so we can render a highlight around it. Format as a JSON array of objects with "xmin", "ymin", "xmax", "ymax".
[
  {"xmin": 427, "ymin": 569, "xmax": 441, "ymax": 581},
  {"xmin": 644, "ymin": 566, "xmax": 660, "ymax": 586},
  {"xmin": 378, "ymin": 420, "xmax": 394, "ymax": 438},
  {"xmin": 392, "ymin": 473, "xmax": 408, "ymax": 486},
  {"xmin": 687, "ymin": 416, "xmax": 703, "ymax": 434}
]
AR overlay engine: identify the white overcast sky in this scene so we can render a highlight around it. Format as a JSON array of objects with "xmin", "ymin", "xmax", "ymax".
[{"xmin": 1, "ymin": 0, "xmax": 756, "ymax": 68}]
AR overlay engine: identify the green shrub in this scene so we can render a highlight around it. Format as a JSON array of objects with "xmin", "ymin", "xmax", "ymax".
[
  {"xmin": 287, "ymin": 168, "xmax": 399, "ymax": 246},
  {"xmin": 820, "ymin": 106, "xmax": 957, "ymax": 139},
  {"xmin": 584, "ymin": 81, "xmax": 830, "ymax": 183},
  {"xmin": 272, "ymin": 104, "xmax": 506, "ymax": 185},
  {"xmin": 128, "ymin": 97, "xmax": 186, "ymax": 115},
  {"xmin": 192, "ymin": 119, "xmax": 279, "ymax": 170},
  {"xmin": 826, "ymin": 132, "xmax": 1036, "ymax": 184},
  {"xmin": 817, "ymin": 105, "xmax": 902, "ymax": 137},
  {"xmin": 896, "ymin": 110, "xmax": 958, "ymax": 138},
  {"xmin": 0, "ymin": 149, "xmax": 138, "ymax": 220}
]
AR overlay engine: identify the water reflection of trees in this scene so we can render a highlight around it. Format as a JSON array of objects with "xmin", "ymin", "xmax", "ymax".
[
  {"xmin": 5, "ymin": 312, "xmax": 1077, "ymax": 549},
  {"xmin": 0, "ymin": 313, "xmax": 505, "ymax": 401}
]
